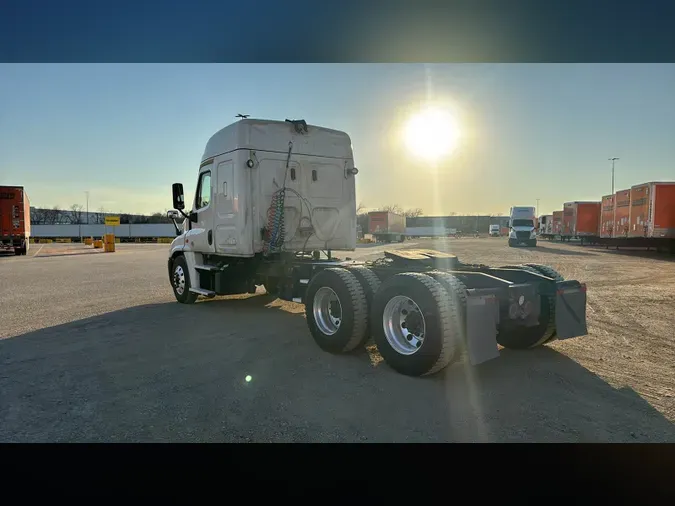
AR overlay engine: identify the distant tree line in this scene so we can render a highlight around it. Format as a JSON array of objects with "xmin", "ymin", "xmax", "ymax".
[{"xmin": 30, "ymin": 205, "xmax": 171, "ymax": 225}]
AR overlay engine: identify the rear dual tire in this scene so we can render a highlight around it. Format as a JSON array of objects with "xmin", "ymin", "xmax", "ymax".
[
  {"xmin": 305, "ymin": 268, "xmax": 369, "ymax": 353},
  {"xmin": 305, "ymin": 268, "xmax": 467, "ymax": 376},
  {"xmin": 370, "ymin": 272, "xmax": 466, "ymax": 377}
]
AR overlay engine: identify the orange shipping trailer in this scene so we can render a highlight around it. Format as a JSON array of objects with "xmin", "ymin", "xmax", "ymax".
[
  {"xmin": 0, "ymin": 185, "xmax": 31, "ymax": 255},
  {"xmin": 562, "ymin": 201, "xmax": 601, "ymax": 237},
  {"xmin": 613, "ymin": 189, "xmax": 631, "ymax": 238},
  {"xmin": 628, "ymin": 181, "xmax": 675, "ymax": 238},
  {"xmin": 599, "ymin": 194, "xmax": 615, "ymax": 238},
  {"xmin": 551, "ymin": 211, "xmax": 563, "ymax": 235},
  {"xmin": 367, "ymin": 211, "xmax": 406, "ymax": 242}
]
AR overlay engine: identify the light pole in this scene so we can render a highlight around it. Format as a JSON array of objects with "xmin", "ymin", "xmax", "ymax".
[
  {"xmin": 536, "ymin": 198, "xmax": 540, "ymax": 217},
  {"xmin": 608, "ymin": 158, "xmax": 619, "ymax": 195},
  {"xmin": 85, "ymin": 191, "xmax": 90, "ymax": 224}
]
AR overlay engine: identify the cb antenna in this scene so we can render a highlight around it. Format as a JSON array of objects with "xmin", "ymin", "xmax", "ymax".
[{"xmin": 236, "ymin": 114, "xmax": 250, "ymax": 119}]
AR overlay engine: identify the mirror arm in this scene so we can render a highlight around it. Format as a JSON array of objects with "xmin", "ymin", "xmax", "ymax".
[{"xmin": 170, "ymin": 219, "xmax": 181, "ymax": 236}]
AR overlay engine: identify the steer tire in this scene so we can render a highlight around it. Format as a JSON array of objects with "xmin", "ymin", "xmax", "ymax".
[
  {"xmin": 171, "ymin": 255, "xmax": 198, "ymax": 305},
  {"xmin": 371, "ymin": 272, "xmax": 458, "ymax": 377},
  {"xmin": 305, "ymin": 268, "xmax": 368, "ymax": 354},
  {"xmin": 495, "ymin": 264, "xmax": 555, "ymax": 349}
]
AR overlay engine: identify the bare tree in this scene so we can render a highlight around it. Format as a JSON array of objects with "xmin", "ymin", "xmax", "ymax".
[
  {"xmin": 44, "ymin": 206, "xmax": 62, "ymax": 225},
  {"xmin": 30, "ymin": 207, "xmax": 48, "ymax": 225},
  {"xmin": 379, "ymin": 204, "xmax": 404, "ymax": 215},
  {"xmin": 404, "ymin": 208, "xmax": 423, "ymax": 218},
  {"xmin": 66, "ymin": 204, "xmax": 84, "ymax": 224},
  {"xmin": 93, "ymin": 206, "xmax": 107, "ymax": 224}
]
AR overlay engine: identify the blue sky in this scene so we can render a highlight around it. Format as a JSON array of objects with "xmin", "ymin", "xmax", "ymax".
[{"xmin": 1, "ymin": 63, "xmax": 673, "ymax": 216}]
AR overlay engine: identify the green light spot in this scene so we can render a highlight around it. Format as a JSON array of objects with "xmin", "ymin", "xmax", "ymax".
[{"xmin": 245, "ymin": 375, "xmax": 252, "ymax": 382}]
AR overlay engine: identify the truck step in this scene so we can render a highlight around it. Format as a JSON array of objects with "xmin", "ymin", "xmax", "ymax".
[
  {"xmin": 194, "ymin": 264, "xmax": 226, "ymax": 272},
  {"xmin": 189, "ymin": 287, "xmax": 216, "ymax": 298}
]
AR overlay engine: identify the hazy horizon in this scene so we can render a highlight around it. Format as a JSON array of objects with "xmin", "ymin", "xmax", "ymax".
[{"xmin": 1, "ymin": 63, "xmax": 674, "ymax": 217}]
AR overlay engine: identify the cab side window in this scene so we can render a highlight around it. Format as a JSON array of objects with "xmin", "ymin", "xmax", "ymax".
[{"xmin": 195, "ymin": 171, "xmax": 211, "ymax": 209}]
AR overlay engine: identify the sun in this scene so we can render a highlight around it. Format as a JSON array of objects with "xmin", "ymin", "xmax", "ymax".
[{"xmin": 404, "ymin": 107, "xmax": 461, "ymax": 162}]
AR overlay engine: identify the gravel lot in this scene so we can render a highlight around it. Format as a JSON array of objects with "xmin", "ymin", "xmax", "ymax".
[{"xmin": 1, "ymin": 239, "xmax": 673, "ymax": 442}]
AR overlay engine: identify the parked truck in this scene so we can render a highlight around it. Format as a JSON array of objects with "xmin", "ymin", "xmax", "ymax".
[
  {"xmin": 0, "ymin": 185, "xmax": 31, "ymax": 255},
  {"xmin": 508, "ymin": 206, "xmax": 537, "ymax": 247},
  {"xmin": 368, "ymin": 210, "xmax": 406, "ymax": 243},
  {"xmin": 166, "ymin": 118, "xmax": 588, "ymax": 377},
  {"xmin": 488, "ymin": 224, "xmax": 500, "ymax": 237}
]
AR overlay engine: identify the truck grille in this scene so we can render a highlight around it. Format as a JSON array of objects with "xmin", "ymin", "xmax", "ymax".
[{"xmin": 516, "ymin": 231, "xmax": 530, "ymax": 240}]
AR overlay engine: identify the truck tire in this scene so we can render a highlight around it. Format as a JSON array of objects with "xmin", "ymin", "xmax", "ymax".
[
  {"xmin": 347, "ymin": 266, "xmax": 382, "ymax": 342},
  {"xmin": 508, "ymin": 239, "xmax": 515, "ymax": 247},
  {"xmin": 171, "ymin": 255, "xmax": 198, "ymax": 304},
  {"xmin": 305, "ymin": 268, "xmax": 369, "ymax": 353},
  {"xmin": 425, "ymin": 271, "xmax": 468, "ymax": 358},
  {"xmin": 529, "ymin": 239, "xmax": 537, "ymax": 247},
  {"xmin": 371, "ymin": 272, "xmax": 459, "ymax": 376},
  {"xmin": 495, "ymin": 264, "xmax": 555, "ymax": 349},
  {"xmin": 347, "ymin": 266, "xmax": 381, "ymax": 307},
  {"xmin": 523, "ymin": 264, "xmax": 565, "ymax": 344}
]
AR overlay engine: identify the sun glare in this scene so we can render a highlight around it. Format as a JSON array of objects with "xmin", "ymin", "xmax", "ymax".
[{"xmin": 404, "ymin": 107, "xmax": 460, "ymax": 162}]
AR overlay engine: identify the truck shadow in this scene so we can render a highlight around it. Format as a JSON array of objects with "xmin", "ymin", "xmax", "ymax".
[
  {"xmin": 1, "ymin": 294, "xmax": 672, "ymax": 443},
  {"xmin": 532, "ymin": 244, "xmax": 598, "ymax": 257}
]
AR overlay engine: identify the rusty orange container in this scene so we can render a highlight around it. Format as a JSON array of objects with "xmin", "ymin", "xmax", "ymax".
[
  {"xmin": 613, "ymin": 189, "xmax": 631, "ymax": 238},
  {"xmin": 551, "ymin": 211, "xmax": 563, "ymax": 235},
  {"xmin": 629, "ymin": 181, "xmax": 675, "ymax": 238},
  {"xmin": 599, "ymin": 194, "xmax": 615, "ymax": 238},
  {"xmin": 562, "ymin": 202, "xmax": 601, "ymax": 237},
  {"xmin": 0, "ymin": 185, "xmax": 30, "ymax": 253}
]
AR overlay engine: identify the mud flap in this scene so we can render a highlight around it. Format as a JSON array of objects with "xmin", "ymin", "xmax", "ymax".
[
  {"xmin": 555, "ymin": 282, "xmax": 588, "ymax": 339},
  {"xmin": 465, "ymin": 292, "xmax": 500, "ymax": 366}
]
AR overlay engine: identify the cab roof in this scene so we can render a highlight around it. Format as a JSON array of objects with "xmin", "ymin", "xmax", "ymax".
[{"xmin": 201, "ymin": 118, "xmax": 353, "ymax": 163}]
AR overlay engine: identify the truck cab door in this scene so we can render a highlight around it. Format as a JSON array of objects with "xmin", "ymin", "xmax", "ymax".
[{"xmin": 186, "ymin": 163, "xmax": 215, "ymax": 253}]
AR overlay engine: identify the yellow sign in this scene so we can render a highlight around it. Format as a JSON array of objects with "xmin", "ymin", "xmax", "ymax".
[{"xmin": 105, "ymin": 216, "xmax": 121, "ymax": 226}]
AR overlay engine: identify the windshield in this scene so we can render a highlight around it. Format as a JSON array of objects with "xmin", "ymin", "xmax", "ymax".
[{"xmin": 512, "ymin": 219, "xmax": 534, "ymax": 227}]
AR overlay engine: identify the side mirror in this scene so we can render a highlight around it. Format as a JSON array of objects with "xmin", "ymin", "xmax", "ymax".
[
  {"xmin": 172, "ymin": 183, "xmax": 185, "ymax": 210},
  {"xmin": 167, "ymin": 210, "xmax": 181, "ymax": 220}
]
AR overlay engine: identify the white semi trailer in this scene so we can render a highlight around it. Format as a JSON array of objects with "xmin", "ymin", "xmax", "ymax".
[{"xmin": 166, "ymin": 118, "xmax": 588, "ymax": 377}]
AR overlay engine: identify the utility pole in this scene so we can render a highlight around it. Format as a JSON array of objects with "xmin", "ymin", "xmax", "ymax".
[
  {"xmin": 608, "ymin": 158, "xmax": 619, "ymax": 195},
  {"xmin": 536, "ymin": 198, "xmax": 540, "ymax": 217},
  {"xmin": 85, "ymin": 191, "xmax": 90, "ymax": 224}
]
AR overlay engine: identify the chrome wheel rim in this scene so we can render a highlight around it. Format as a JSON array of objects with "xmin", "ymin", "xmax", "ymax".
[
  {"xmin": 382, "ymin": 295, "xmax": 426, "ymax": 355},
  {"xmin": 313, "ymin": 287, "xmax": 342, "ymax": 335},
  {"xmin": 173, "ymin": 265, "xmax": 186, "ymax": 295}
]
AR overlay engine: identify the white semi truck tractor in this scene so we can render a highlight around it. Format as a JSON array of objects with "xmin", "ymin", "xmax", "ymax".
[
  {"xmin": 166, "ymin": 118, "xmax": 588, "ymax": 377},
  {"xmin": 508, "ymin": 206, "xmax": 538, "ymax": 247}
]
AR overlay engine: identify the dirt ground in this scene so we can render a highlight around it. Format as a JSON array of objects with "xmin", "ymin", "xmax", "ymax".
[{"xmin": 0, "ymin": 239, "xmax": 673, "ymax": 442}]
